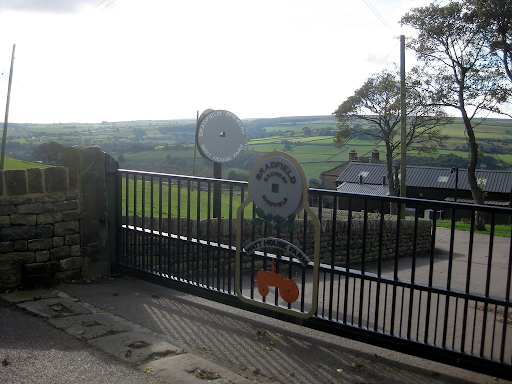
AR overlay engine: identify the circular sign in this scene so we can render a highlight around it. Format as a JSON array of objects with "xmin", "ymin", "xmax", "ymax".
[
  {"xmin": 250, "ymin": 153, "xmax": 305, "ymax": 218},
  {"xmin": 196, "ymin": 109, "xmax": 246, "ymax": 163}
]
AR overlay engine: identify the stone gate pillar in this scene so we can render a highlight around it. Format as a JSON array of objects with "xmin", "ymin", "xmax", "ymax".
[{"xmin": 60, "ymin": 146, "xmax": 110, "ymax": 280}]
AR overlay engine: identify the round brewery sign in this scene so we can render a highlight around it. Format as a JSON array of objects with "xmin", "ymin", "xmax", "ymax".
[
  {"xmin": 196, "ymin": 109, "xmax": 246, "ymax": 163},
  {"xmin": 250, "ymin": 152, "xmax": 306, "ymax": 218}
]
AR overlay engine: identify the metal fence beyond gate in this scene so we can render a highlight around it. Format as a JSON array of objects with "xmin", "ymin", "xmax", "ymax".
[{"xmin": 115, "ymin": 169, "xmax": 512, "ymax": 380}]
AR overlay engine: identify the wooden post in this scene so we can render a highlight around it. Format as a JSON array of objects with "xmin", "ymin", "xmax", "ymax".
[{"xmin": 0, "ymin": 44, "xmax": 16, "ymax": 170}]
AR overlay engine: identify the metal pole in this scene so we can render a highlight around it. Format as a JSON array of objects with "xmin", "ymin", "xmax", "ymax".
[
  {"xmin": 400, "ymin": 35, "xmax": 406, "ymax": 217},
  {"xmin": 0, "ymin": 44, "xmax": 16, "ymax": 170},
  {"xmin": 213, "ymin": 162, "xmax": 222, "ymax": 218},
  {"xmin": 454, "ymin": 167, "xmax": 458, "ymax": 202}
]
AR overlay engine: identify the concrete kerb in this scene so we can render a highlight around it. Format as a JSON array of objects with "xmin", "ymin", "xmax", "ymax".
[{"xmin": 0, "ymin": 288, "xmax": 253, "ymax": 384}]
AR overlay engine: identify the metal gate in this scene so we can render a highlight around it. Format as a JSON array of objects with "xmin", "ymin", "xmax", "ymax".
[{"xmin": 114, "ymin": 169, "xmax": 512, "ymax": 380}]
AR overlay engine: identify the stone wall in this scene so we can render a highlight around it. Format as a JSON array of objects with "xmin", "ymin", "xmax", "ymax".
[
  {"xmin": 0, "ymin": 167, "xmax": 81, "ymax": 289},
  {"xmin": 126, "ymin": 213, "xmax": 432, "ymax": 268}
]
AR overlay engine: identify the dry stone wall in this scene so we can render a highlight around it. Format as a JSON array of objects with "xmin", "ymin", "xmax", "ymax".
[
  {"xmin": 0, "ymin": 167, "xmax": 81, "ymax": 289},
  {"xmin": 126, "ymin": 213, "xmax": 432, "ymax": 268}
]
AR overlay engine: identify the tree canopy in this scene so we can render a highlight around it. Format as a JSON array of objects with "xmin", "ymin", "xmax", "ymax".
[
  {"xmin": 333, "ymin": 68, "xmax": 451, "ymax": 197},
  {"xmin": 32, "ymin": 141, "xmax": 64, "ymax": 165},
  {"xmin": 401, "ymin": 0, "xmax": 512, "ymax": 228},
  {"xmin": 471, "ymin": 0, "xmax": 512, "ymax": 82}
]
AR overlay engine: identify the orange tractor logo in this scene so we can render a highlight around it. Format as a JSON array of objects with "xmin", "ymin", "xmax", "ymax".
[{"xmin": 254, "ymin": 259, "xmax": 299, "ymax": 304}]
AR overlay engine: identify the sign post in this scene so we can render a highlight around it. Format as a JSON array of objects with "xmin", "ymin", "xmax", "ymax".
[
  {"xmin": 195, "ymin": 110, "xmax": 246, "ymax": 218},
  {"xmin": 235, "ymin": 151, "xmax": 320, "ymax": 318}
]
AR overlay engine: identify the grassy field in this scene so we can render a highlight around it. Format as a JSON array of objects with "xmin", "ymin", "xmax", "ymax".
[
  {"xmin": 3, "ymin": 116, "xmax": 512, "ymax": 181},
  {"xmin": 436, "ymin": 220, "xmax": 511, "ymax": 238},
  {"xmin": 122, "ymin": 178, "xmax": 253, "ymax": 219},
  {"xmin": 2, "ymin": 156, "xmax": 50, "ymax": 170}
]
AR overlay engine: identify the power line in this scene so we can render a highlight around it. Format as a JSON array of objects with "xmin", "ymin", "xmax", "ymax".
[
  {"xmin": 361, "ymin": 0, "xmax": 394, "ymax": 33},
  {"xmin": 85, "ymin": 0, "xmax": 108, "ymax": 15},
  {"xmin": 102, "ymin": 0, "xmax": 118, "ymax": 11}
]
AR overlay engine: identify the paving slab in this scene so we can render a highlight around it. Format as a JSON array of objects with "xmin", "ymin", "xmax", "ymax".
[
  {"xmin": 48, "ymin": 313, "xmax": 133, "ymax": 340},
  {"xmin": 138, "ymin": 353, "xmax": 254, "ymax": 384},
  {"xmin": 17, "ymin": 297, "xmax": 91, "ymax": 318},
  {"xmin": 0, "ymin": 288, "xmax": 59, "ymax": 304},
  {"xmin": 87, "ymin": 329, "xmax": 184, "ymax": 364}
]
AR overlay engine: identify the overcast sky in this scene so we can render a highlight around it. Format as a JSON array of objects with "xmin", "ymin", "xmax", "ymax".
[{"xmin": 0, "ymin": 0, "xmax": 432, "ymax": 123}]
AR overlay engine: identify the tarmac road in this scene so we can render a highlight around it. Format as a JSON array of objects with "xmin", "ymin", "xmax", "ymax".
[
  {"xmin": 0, "ymin": 299, "xmax": 165, "ymax": 384},
  {"xmin": 56, "ymin": 276, "xmax": 510, "ymax": 384}
]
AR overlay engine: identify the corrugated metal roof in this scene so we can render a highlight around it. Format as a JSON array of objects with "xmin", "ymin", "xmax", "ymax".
[
  {"xmin": 336, "ymin": 162, "xmax": 512, "ymax": 193},
  {"xmin": 336, "ymin": 182, "xmax": 389, "ymax": 196}
]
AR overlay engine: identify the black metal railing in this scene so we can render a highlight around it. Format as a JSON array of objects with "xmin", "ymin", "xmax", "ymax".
[{"xmin": 115, "ymin": 169, "xmax": 512, "ymax": 379}]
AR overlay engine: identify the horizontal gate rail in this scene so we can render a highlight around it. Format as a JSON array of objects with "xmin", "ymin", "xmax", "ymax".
[{"xmin": 116, "ymin": 169, "xmax": 512, "ymax": 380}]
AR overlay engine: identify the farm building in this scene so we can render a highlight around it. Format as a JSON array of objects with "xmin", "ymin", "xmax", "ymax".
[
  {"xmin": 321, "ymin": 149, "xmax": 382, "ymax": 190},
  {"xmin": 331, "ymin": 161, "xmax": 512, "ymax": 221}
]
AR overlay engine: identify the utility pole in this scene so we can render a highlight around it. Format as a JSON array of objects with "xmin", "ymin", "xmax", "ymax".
[
  {"xmin": 0, "ymin": 44, "xmax": 16, "ymax": 170},
  {"xmin": 400, "ymin": 35, "xmax": 406, "ymax": 217}
]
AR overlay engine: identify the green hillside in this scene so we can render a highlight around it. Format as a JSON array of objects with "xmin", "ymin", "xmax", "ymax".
[
  {"xmin": 1, "ymin": 156, "xmax": 50, "ymax": 170},
  {"xmin": 2, "ymin": 116, "xmax": 512, "ymax": 180}
]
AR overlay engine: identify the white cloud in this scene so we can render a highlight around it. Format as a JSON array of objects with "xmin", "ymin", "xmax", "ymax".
[{"xmin": 0, "ymin": 0, "xmax": 438, "ymax": 123}]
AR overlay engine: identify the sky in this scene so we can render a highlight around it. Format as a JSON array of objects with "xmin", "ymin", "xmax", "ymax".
[{"xmin": 0, "ymin": 0, "xmax": 434, "ymax": 123}]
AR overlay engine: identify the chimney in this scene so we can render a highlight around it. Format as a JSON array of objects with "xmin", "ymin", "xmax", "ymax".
[
  {"xmin": 349, "ymin": 150, "xmax": 358, "ymax": 162},
  {"xmin": 372, "ymin": 150, "xmax": 380, "ymax": 161},
  {"xmin": 382, "ymin": 175, "xmax": 387, "ymax": 186},
  {"xmin": 359, "ymin": 175, "xmax": 364, "ymax": 185}
]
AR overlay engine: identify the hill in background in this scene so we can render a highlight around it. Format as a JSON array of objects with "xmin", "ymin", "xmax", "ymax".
[{"xmin": 2, "ymin": 116, "xmax": 511, "ymax": 180}]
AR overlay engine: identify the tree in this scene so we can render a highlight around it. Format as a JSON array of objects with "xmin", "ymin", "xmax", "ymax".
[
  {"xmin": 401, "ymin": 1, "xmax": 512, "ymax": 229},
  {"xmin": 470, "ymin": 0, "xmax": 512, "ymax": 82},
  {"xmin": 32, "ymin": 141, "xmax": 64, "ymax": 164},
  {"xmin": 333, "ymin": 68, "xmax": 451, "ymax": 199}
]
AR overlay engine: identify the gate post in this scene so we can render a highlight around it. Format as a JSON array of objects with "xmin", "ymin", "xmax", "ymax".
[
  {"xmin": 60, "ymin": 146, "xmax": 111, "ymax": 280},
  {"xmin": 105, "ymin": 154, "xmax": 119, "ymax": 272}
]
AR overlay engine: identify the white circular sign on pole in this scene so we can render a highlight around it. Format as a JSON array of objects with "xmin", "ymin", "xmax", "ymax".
[
  {"xmin": 250, "ymin": 152, "xmax": 306, "ymax": 218},
  {"xmin": 196, "ymin": 109, "xmax": 246, "ymax": 163}
]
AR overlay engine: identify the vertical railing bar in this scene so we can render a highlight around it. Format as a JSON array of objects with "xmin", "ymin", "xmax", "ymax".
[
  {"xmin": 167, "ymin": 176, "xmax": 173, "ymax": 277},
  {"xmin": 407, "ymin": 208, "xmax": 419, "ymax": 340},
  {"xmin": 480, "ymin": 212, "xmax": 496, "ymax": 358},
  {"xmin": 490, "ymin": 304, "xmax": 498, "ymax": 359},
  {"xmin": 142, "ymin": 174, "xmax": 147, "ymax": 271},
  {"xmin": 133, "ymin": 174, "xmax": 138, "ymax": 268},
  {"xmin": 358, "ymin": 199, "xmax": 369, "ymax": 328},
  {"xmin": 206, "ymin": 181, "xmax": 212, "ymax": 288},
  {"xmin": 186, "ymin": 179, "xmax": 192, "ymax": 283},
  {"xmin": 399, "ymin": 286, "xmax": 405, "ymax": 337},
  {"xmin": 177, "ymin": 179, "xmax": 182, "ymax": 279},
  {"xmin": 227, "ymin": 184, "xmax": 234, "ymax": 294},
  {"xmin": 196, "ymin": 180, "xmax": 202, "ymax": 285},
  {"xmin": 158, "ymin": 176, "xmax": 163, "ymax": 274},
  {"xmin": 442, "ymin": 205, "xmax": 457, "ymax": 348},
  {"xmin": 471, "ymin": 299, "xmax": 478, "ymax": 355},
  {"xmin": 424, "ymin": 206, "xmax": 438, "ymax": 343},
  {"xmin": 374, "ymin": 200, "xmax": 385, "ymax": 332},
  {"xmin": 461, "ymin": 211, "xmax": 476, "ymax": 353},
  {"xmin": 434, "ymin": 294, "xmax": 440, "ymax": 346},
  {"xmin": 250, "ymin": 201, "xmax": 256, "ymax": 300},
  {"xmin": 390, "ymin": 202, "xmax": 402, "ymax": 336},
  {"xmin": 149, "ymin": 175, "xmax": 154, "ymax": 273},
  {"xmin": 124, "ymin": 173, "xmax": 130, "ymax": 266},
  {"xmin": 321, "ymin": 269, "xmax": 327, "ymax": 317},
  {"xmin": 499, "ymin": 222, "xmax": 512, "ymax": 363},
  {"xmin": 216, "ymin": 180, "xmax": 222, "ymax": 291},
  {"xmin": 343, "ymin": 198, "xmax": 352, "ymax": 324},
  {"xmin": 452, "ymin": 297, "xmax": 459, "ymax": 350},
  {"xmin": 301, "ymin": 207, "xmax": 308, "ymax": 312},
  {"xmin": 328, "ymin": 193, "xmax": 337, "ymax": 320}
]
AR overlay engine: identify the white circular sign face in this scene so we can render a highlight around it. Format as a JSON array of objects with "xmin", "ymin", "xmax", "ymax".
[
  {"xmin": 250, "ymin": 154, "xmax": 304, "ymax": 218},
  {"xmin": 196, "ymin": 110, "xmax": 246, "ymax": 163}
]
